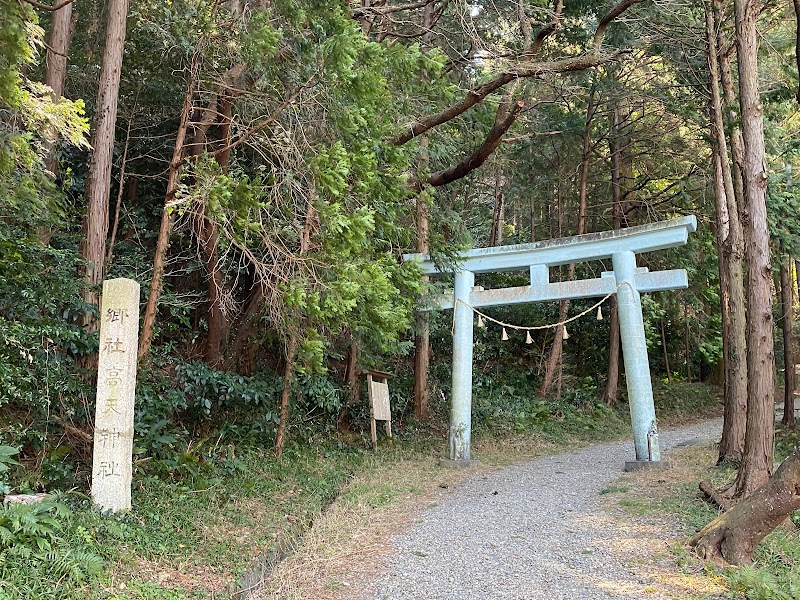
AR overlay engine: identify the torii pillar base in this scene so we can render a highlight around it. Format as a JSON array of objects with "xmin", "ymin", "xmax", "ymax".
[
  {"xmin": 438, "ymin": 458, "xmax": 480, "ymax": 469},
  {"xmin": 624, "ymin": 459, "xmax": 671, "ymax": 472}
]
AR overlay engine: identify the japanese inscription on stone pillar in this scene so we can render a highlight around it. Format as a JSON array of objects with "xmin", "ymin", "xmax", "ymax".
[{"xmin": 91, "ymin": 278, "xmax": 140, "ymax": 513}]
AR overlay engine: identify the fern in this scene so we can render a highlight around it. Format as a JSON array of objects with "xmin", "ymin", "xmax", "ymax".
[
  {"xmin": 0, "ymin": 499, "xmax": 69, "ymax": 551},
  {"xmin": 726, "ymin": 566, "xmax": 794, "ymax": 600}
]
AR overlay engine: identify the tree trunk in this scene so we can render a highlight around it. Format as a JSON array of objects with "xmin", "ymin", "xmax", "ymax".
[
  {"xmin": 200, "ymin": 94, "xmax": 234, "ymax": 368},
  {"xmin": 795, "ymin": 0, "xmax": 800, "ymax": 104},
  {"xmin": 413, "ymin": 124, "xmax": 431, "ymax": 420},
  {"xmin": 685, "ymin": 303, "xmax": 692, "ymax": 383},
  {"xmin": 603, "ymin": 101, "xmax": 625, "ymax": 405},
  {"xmin": 43, "ymin": 1, "xmax": 74, "ymax": 175},
  {"xmin": 539, "ymin": 88, "xmax": 595, "ymax": 397},
  {"xmin": 780, "ymin": 253, "xmax": 795, "ymax": 428},
  {"xmin": 489, "ymin": 167, "xmax": 505, "ymax": 246},
  {"xmin": 604, "ymin": 298, "xmax": 621, "ymax": 405},
  {"xmin": 716, "ymin": 0, "xmax": 746, "ymax": 212},
  {"xmin": 80, "ymin": 0, "xmax": 129, "ymax": 329},
  {"xmin": 413, "ymin": 308, "xmax": 430, "ymax": 420},
  {"xmin": 731, "ymin": 0, "xmax": 776, "ymax": 497},
  {"xmin": 106, "ymin": 115, "xmax": 134, "ymax": 269},
  {"xmin": 710, "ymin": 0, "xmax": 748, "ymax": 465},
  {"xmin": 274, "ymin": 335, "xmax": 298, "ymax": 459},
  {"xmin": 660, "ymin": 318, "xmax": 671, "ymax": 383},
  {"xmin": 539, "ymin": 293, "xmax": 571, "ymax": 396},
  {"xmin": 225, "ymin": 284, "xmax": 264, "ymax": 371},
  {"xmin": 138, "ymin": 77, "xmax": 196, "ymax": 360},
  {"xmin": 529, "ymin": 180, "xmax": 536, "ymax": 243},
  {"xmin": 691, "ymin": 446, "xmax": 800, "ymax": 565}
]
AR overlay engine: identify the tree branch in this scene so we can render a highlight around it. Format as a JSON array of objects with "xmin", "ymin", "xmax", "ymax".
[
  {"xmin": 393, "ymin": 51, "xmax": 626, "ymax": 145},
  {"xmin": 528, "ymin": 0, "xmax": 565, "ymax": 56},
  {"xmin": 351, "ymin": 0, "xmax": 436, "ymax": 18},
  {"xmin": 419, "ymin": 100, "xmax": 524, "ymax": 189},
  {"xmin": 20, "ymin": 0, "xmax": 75, "ymax": 11},
  {"xmin": 593, "ymin": 0, "xmax": 646, "ymax": 52}
]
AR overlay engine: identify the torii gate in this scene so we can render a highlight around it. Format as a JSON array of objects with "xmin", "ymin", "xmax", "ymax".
[{"xmin": 404, "ymin": 216, "xmax": 697, "ymax": 469}]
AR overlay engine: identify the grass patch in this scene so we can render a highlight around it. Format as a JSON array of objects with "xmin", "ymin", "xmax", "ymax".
[
  {"xmin": 604, "ymin": 434, "xmax": 800, "ymax": 600},
  {"xmin": 600, "ymin": 485, "xmax": 629, "ymax": 495}
]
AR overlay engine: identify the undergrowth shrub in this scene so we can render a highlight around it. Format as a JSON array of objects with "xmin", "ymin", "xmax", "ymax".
[{"xmin": 0, "ymin": 498, "xmax": 103, "ymax": 598}]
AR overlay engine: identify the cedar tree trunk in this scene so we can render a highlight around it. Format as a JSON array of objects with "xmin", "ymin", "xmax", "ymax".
[
  {"xmin": 709, "ymin": 0, "xmax": 748, "ymax": 465},
  {"xmin": 43, "ymin": 1, "xmax": 74, "ymax": 175},
  {"xmin": 780, "ymin": 253, "xmax": 795, "ymax": 428},
  {"xmin": 731, "ymin": 0, "xmax": 775, "ymax": 497},
  {"xmin": 80, "ymin": 0, "xmax": 129, "ymax": 327}
]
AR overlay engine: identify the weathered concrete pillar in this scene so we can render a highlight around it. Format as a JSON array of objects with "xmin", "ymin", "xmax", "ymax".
[
  {"xmin": 447, "ymin": 269, "xmax": 475, "ymax": 464},
  {"xmin": 612, "ymin": 251, "xmax": 661, "ymax": 464},
  {"xmin": 92, "ymin": 278, "xmax": 140, "ymax": 513}
]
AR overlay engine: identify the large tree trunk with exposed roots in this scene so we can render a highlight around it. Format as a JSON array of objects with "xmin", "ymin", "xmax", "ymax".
[{"xmin": 691, "ymin": 447, "xmax": 800, "ymax": 565}]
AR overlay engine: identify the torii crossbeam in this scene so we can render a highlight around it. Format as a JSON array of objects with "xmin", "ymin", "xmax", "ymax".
[{"xmin": 404, "ymin": 216, "xmax": 697, "ymax": 469}]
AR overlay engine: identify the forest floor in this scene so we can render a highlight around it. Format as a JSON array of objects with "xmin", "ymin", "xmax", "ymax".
[
  {"xmin": 24, "ymin": 382, "xmax": 794, "ymax": 600},
  {"xmin": 253, "ymin": 419, "xmax": 728, "ymax": 600}
]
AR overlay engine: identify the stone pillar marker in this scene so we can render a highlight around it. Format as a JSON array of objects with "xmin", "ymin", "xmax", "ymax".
[{"xmin": 91, "ymin": 278, "xmax": 140, "ymax": 513}]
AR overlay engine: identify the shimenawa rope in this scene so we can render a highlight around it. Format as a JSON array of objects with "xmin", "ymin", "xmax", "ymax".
[{"xmin": 452, "ymin": 280, "xmax": 633, "ymax": 335}]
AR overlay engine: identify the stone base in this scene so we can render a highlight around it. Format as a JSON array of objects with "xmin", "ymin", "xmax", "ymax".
[
  {"xmin": 624, "ymin": 459, "xmax": 670, "ymax": 472},
  {"xmin": 438, "ymin": 458, "xmax": 480, "ymax": 469}
]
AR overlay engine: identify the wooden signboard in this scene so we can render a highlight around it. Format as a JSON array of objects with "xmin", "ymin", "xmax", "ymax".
[{"xmin": 365, "ymin": 369, "xmax": 392, "ymax": 449}]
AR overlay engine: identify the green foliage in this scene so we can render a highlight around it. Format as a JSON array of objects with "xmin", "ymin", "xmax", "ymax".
[
  {"xmin": 0, "ymin": 224, "xmax": 93, "ymax": 473},
  {"xmin": 726, "ymin": 565, "xmax": 800, "ymax": 600},
  {"xmin": 0, "ymin": 0, "xmax": 88, "ymax": 226},
  {"xmin": 0, "ymin": 446, "xmax": 19, "ymax": 495},
  {"xmin": 0, "ymin": 499, "xmax": 103, "ymax": 598}
]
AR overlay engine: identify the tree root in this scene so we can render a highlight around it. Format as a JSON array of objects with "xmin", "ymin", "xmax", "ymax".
[{"xmin": 698, "ymin": 480, "xmax": 734, "ymax": 510}]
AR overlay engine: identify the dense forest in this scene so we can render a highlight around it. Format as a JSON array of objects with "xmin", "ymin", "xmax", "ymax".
[{"xmin": 3, "ymin": 0, "xmax": 800, "ymax": 596}]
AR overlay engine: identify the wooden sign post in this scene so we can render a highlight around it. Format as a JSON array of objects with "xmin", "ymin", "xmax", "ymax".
[{"xmin": 365, "ymin": 369, "xmax": 392, "ymax": 449}]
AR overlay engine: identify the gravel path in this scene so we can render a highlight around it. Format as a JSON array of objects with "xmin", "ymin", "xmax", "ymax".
[{"xmin": 361, "ymin": 418, "xmax": 723, "ymax": 600}]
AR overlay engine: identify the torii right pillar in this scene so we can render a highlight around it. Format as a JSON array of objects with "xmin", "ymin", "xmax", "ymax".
[{"xmin": 613, "ymin": 250, "xmax": 661, "ymax": 469}]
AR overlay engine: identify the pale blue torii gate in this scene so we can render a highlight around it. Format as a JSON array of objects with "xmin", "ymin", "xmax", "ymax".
[{"xmin": 404, "ymin": 216, "xmax": 697, "ymax": 468}]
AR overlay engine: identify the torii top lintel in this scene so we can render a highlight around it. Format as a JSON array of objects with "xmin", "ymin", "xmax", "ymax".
[{"xmin": 404, "ymin": 216, "xmax": 697, "ymax": 275}]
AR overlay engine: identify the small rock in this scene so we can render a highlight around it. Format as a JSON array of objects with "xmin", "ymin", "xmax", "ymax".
[{"xmin": 3, "ymin": 493, "xmax": 49, "ymax": 505}]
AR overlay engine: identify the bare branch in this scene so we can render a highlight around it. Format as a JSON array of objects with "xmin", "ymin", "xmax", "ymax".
[{"xmin": 503, "ymin": 130, "xmax": 564, "ymax": 142}]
